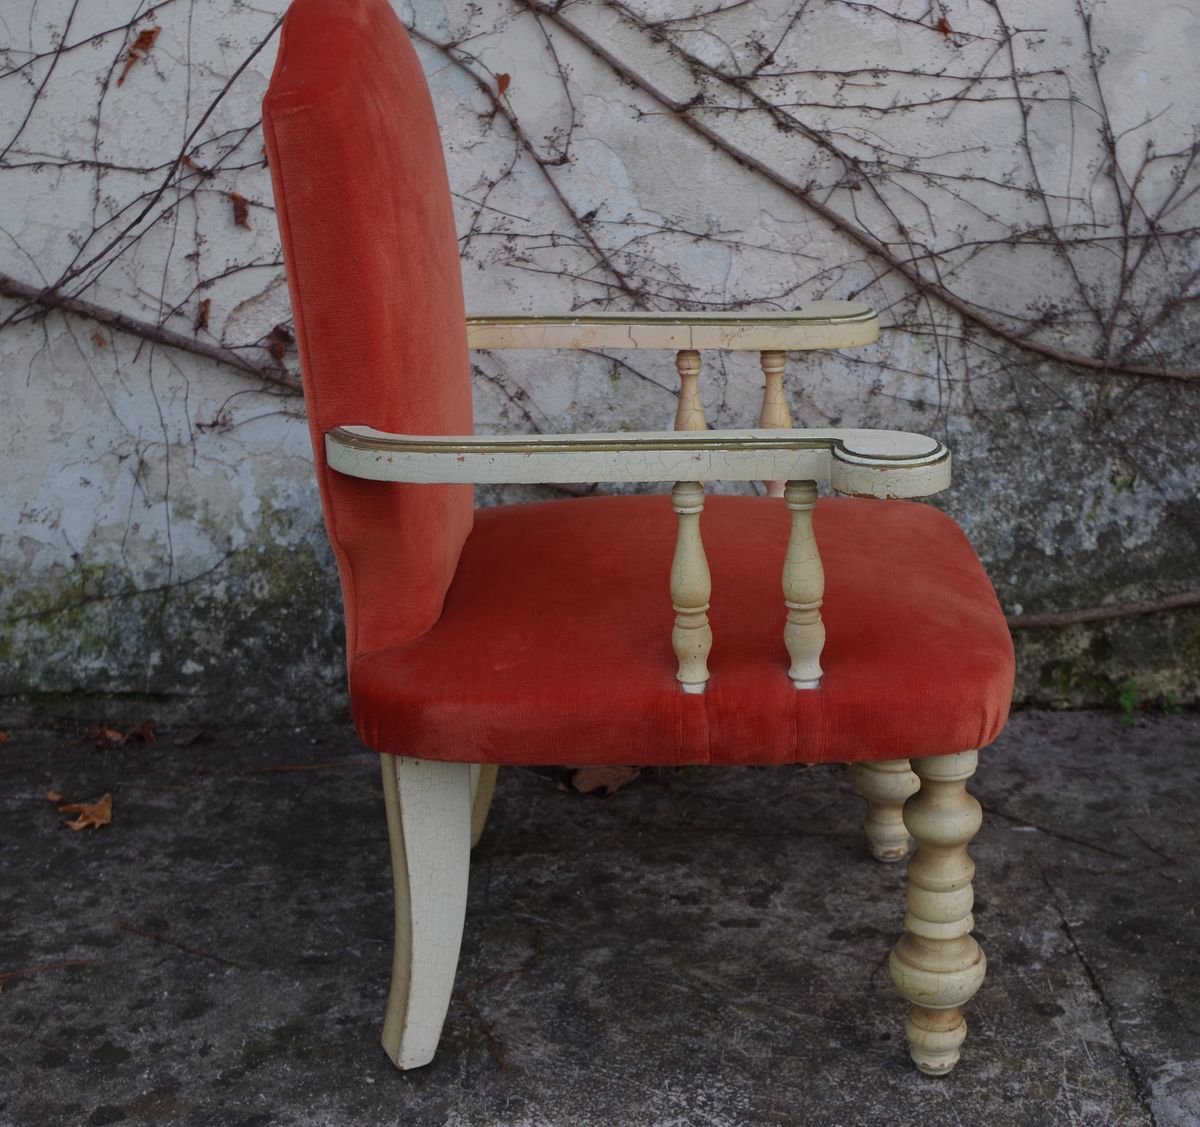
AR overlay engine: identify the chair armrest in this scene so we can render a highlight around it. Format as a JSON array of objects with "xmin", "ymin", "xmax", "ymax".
[
  {"xmin": 327, "ymin": 424, "xmax": 950, "ymax": 694},
  {"xmin": 466, "ymin": 302, "xmax": 879, "ymax": 351},
  {"xmin": 325, "ymin": 425, "xmax": 950, "ymax": 499}
]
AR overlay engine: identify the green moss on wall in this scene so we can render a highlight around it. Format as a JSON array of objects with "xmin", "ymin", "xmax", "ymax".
[{"xmin": 1, "ymin": 523, "xmax": 348, "ymax": 729}]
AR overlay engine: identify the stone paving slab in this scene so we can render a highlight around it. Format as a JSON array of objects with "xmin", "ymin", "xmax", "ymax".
[{"xmin": 0, "ymin": 712, "xmax": 1196, "ymax": 1126}]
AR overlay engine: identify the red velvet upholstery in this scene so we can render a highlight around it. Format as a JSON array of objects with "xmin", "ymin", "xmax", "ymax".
[
  {"xmin": 353, "ymin": 496, "xmax": 1013, "ymax": 765},
  {"xmin": 264, "ymin": 0, "xmax": 1014, "ymax": 768},
  {"xmin": 263, "ymin": 0, "xmax": 474, "ymax": 655}
]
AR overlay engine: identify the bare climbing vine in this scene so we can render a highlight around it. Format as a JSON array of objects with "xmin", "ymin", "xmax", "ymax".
[{"xmin": 1, "ymin": 0, "xmax": 1197, "ymax": 655}]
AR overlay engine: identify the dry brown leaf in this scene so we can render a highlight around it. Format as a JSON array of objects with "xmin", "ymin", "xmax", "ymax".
[
  {"xmin": 571, "ymin": 765, "xmax": 641, "ymax": 796},
  {"xmin": 117, "ymin": 26, "xmax": 161, "ymax": 86},
  {"xmin": 228, "ymin": 191, "xmax": 250, "ymax": 228},
  {"xmin": 194, "ymin": 297, "xmax": 211, "ymax": 331},
  {"xmin": 125, "ymin": 719, "xmax": 157, "ymax": 745},
  {"xmin": 44, "ymin": 789, "xmax": 63, "ymax": 803},
  {"xmin": 58, "ymin": 792, "xmax": 112, "ymax": 831},
  {"xmin": 496, "ymin": 72, "xmax": 511, "ymax": 96},
  {"xmin": 181, "ymin": 153, "xmax": 210, "ymax": 177},
  {"xmin": 87, "ymin": 725, "xmax": 125, "ymax": 749},
  {"xmin": 0, "ymin": 729, "xmax": 9, "ymax": 743},
  {"xmin": 266, "ymin": 323, "xmax": 293, "ymax": 363}
]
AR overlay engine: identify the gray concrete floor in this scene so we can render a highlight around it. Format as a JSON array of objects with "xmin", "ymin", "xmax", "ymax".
[{"xmin": 1, "ymin": 712, "xmax": 1197, "ymax": 1127}]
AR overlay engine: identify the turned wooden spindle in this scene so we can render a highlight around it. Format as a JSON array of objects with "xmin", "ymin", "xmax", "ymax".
[
  {"xmin": 850, "ymin": 759, "xmax": 920, "ymax": 861},
  {"xmin": 782, "ymin": 480, "xmax": 825, "ymax": 689},
  {"xmin": 758, "ymin": 350, "xmax": 793, "ymax": 497},
  {"xmin": 889, "ymin": 750, "xmax": 986, "ymax": 1076},
  {"xmin": 671, "ymin": 480, "xmax": 712, "ymax": 693},
  {"xmin": 674, "ymin": 349, "xmax": 707, "ymax": 431}
]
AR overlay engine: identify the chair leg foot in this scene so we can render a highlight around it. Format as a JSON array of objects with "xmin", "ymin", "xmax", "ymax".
[
  {"xmin": 379, "ymin": 757, "xmax": 472, "ymax": 1070},
  {"xmin": 889, "ymin": 750, "xmax": 986, "ymax": 1075},
  {"xmin": 850, "ymin": 759, "xmax": 919, "ymax": 862},
  {"xmin": 469, "ymin": 765, "xmax": 499, "ymax": 849}
]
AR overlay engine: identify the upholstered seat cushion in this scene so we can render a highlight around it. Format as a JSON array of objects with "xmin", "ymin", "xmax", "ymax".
[{"xmin": 351, "ymin": 494, "xmax": 1014, "ymax": 765}]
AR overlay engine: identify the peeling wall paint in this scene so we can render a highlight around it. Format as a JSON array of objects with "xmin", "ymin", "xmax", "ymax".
[{"xmin": 2, "ymin": 0, "xmax": 1197, "ymax": 727}]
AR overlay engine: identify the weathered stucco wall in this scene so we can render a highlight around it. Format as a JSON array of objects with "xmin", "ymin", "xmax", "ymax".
[{"xmin": 2, "ymin": 0, "xmax": 1197, "ymax": 727}]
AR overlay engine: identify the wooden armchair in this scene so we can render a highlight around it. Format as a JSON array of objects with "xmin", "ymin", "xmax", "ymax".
[{"xmin": 262, "ymin": 0, "xmax": 1014, "ymax": 1077}]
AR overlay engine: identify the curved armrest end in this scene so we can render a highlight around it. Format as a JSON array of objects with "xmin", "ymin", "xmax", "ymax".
[
  {"xmin": 830, "ymin": 437, "xmax": 951, "ymax": 499},
  {"xmin": 326, "ymin": 425, "xmax": 950, "ymax": 495}
]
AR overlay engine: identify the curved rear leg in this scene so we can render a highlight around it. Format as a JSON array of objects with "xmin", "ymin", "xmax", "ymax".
[
  {"xmin": 469, "ymin": 765, "xmax": 499, "ymax": 849},
  {"xmin": 380, "ymin": 757, "xmax": 472, "ymax": 1069}
]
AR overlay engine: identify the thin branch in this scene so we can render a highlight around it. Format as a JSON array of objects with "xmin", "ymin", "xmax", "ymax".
[
  {"xmin": 118, "ymin": 921, "xmax": 249, "ymax": 969},
  {"xmin": 0, "ymin": 959, "xmax": 97, "ymax": 990},
  {"xmin": 0, "ymin": 272, "xmax": 301, "ymax": 393},
  {"xmin": 408, "ymin": 24, "xmax": 647, "ymax": 306},
  {"xmin": 519, "ymin": 0, "xmax": 1200, "ymax": 383},
  {"xmin": 1008, "ymin": 591, "xmax": 1200, "ymax": 630}
]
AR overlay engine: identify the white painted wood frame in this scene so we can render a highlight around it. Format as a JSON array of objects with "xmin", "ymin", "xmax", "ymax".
[
  {"xmin": 466, "ymin": 302, "xmax": 879, "ymax": 352},
  {"xmin": 670, "ymin": 481, "xmax": 713, "ymax": 692},
  {"xmin": 758, "ymin": 349, "xmax": 793, "ymax": 496},
  {"xmin": 325, "ymin": 426, "xmax": 950, "ymax": 498},
  {"xmin": 358, "ymin": 309, "xmax": 987, "ymax": 1076},
  {"xmin": 469, "ymin": 763, "xmax": 499, "ymax": 849},
  {"xmin": 673, "ymin": 349, "xmax": 708, "ymax": 432},
  {"xmin": 782, "ymin": 480, "xmax": 825, "ymax": 689},
  {"xmin": 379, "ymin": 757, "xmax": 472, "ymax": 1069},
  {"xmin": 889, "ymin": 751, "xmax": 987, "ymax": 1075},
  {"xmin": 850, "ymin": 760, "xmax": 920, "ymax": 861}
]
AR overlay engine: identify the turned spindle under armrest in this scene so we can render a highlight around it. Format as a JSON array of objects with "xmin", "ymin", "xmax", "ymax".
[
  {"xmin": 670, "ymin": 481, "xmax": 712, "ymax": 693},
  {"xmin": 782, "ymin": 481, "xmax": 825, "ymax": 689},
  {"xmin": 326, "ymin": 426, "xmax": 951, "ymax": 693}
]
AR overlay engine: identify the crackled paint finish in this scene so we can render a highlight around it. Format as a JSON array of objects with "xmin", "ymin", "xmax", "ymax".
[{"xmin": 379, "ymin": 756, "xmax": 473, "ymax": 1069}]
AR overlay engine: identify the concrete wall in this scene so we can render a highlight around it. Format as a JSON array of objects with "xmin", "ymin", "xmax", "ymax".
[{"xmin": 2, "ymin": 0, "xmax": 1197, "ymax": 727}]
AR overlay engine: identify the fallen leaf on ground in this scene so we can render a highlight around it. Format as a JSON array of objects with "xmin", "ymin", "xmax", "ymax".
[
  {"xmin": 125, "ymin": 720, "xmax": 157, "ymax": 745},
  {"xmin": 44, "ymin": 789, "xmax": 63, "ymax": 803},
  {"xmin": 59, "ymin": 793, "xmax": 112, "ymax": 831},
  {"xmin": 496, "ymin": 72, "xmax": 511, "ymax": 95},
  {"xmin": 0, "ymin": 729, "xmax": 9, "ymax": 743},
  {"xmin": 571, "ymin": 765, "xmax": 641, "ymax": 796},
  {"xmin": 87, "ymin": 725, "xmax": 125, "ymax": 749}
]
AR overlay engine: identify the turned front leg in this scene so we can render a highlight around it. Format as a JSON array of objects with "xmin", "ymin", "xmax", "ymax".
[
  {"xmin": 671, "ymin": 480, "xmax": 712, "ymax": 693},
  {"xmin": 889, "ymin": 750, "xmax": 986, "ymax": 1075},
  {"xmin": 782, "ymin": 480, "xmax": 824, "ymax": 689},
  {"xmin": 850, "ymin": 759, "xmax": 919, "ymax": 861}
]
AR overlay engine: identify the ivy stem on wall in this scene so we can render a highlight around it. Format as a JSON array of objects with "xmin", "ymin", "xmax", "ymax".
[{"xmin": 0, "ymin": 272, "xmax": 301, "ymax": 392}]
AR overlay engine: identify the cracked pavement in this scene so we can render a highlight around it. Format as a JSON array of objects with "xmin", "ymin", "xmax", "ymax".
[{"xmin": 1, "ymin": 712, "xmax": 1197, "ymax": 1126}]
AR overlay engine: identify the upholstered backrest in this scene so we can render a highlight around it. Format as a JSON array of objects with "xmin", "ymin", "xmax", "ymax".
[{"xmin": 263, "ymin": 0, "xmax": 474, "ymax": 658}]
